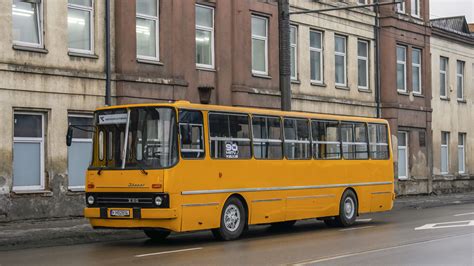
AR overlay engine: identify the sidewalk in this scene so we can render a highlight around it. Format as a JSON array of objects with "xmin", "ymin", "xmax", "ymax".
[{"xmin": 1, "ymin": 192, "xmax": 473, "ymax": 251}]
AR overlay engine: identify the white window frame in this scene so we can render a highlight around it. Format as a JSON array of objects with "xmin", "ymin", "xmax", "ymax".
[
  {"xmin": 195, "ymin": 4, "xmax": 215, "ymax": 69},
  {"xmin": 396, "ymin": 45, "xmax": 407, "ymax": 93},
  {"xmin": 310, "ymin": 30, "xmax": 323, "ymax": 84},
  {"xmin": 412, "ymin": 48, "xmax": 422, "ymax": 95},
  {"xmin": 357, "ymin": 39, "xmax": 369, "ymax": 90},
  {"xmin": 439, "ymin": 56, "xmax": 448, "ymax": 98},
  {"xmin": 67, "ymin": 0, "xmax": 94, "ymax": 54},
  {"xmin": 251, "ymin": 15, "xmax": 268, "ymax": 76},
  {"xmin": 12, "ymin": 0, "xmax": 44, "ymax": 48},
  {"xmin": 136, "ymin": 0, "xmax": 160, "ymax": 61},
  {"xmin": 398, "ymin": 131, "xmax": 408, "ymax": 180},
  {"xmin": 334, "ymin": 35, "xmax": 347, "ymax": 87},
  {"xmin": 357, "ymin": 0, "xmax": 368, "ymax": 4},
  {"xmin": 456, "ymin": 60, "xmax": 465, "ymax": 100},
  {"xmin": 13, "ymin": 112, "xmax": 45, "ymax": 191},
  {"xmin": 290, "ymin": 25, "xmax": 298, "ymax": 80},
  {"xmin": 458, "ymin": 133, "xmax": 466, "ymax": 174},
  {"xmin": 441, "ymin": 131, "xmax": 450, "ymax": 174},
  {"xmin": 397, "ymin": 0, "xmax": 406, "ymax": 13},
  {"xmin": 67, "ymin": 114, "xmax": 93, "ymax": 191},
  {"xmin": 411, "ymin": 0, "xmax": 420, "ymax": 17}
]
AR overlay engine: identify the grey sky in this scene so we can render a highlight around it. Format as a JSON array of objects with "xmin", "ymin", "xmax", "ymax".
[{"xmin": 430, "ymin": 0, "xmax": 474, "ymax": 22}]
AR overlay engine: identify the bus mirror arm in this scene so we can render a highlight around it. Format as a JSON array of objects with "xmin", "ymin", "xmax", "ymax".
[{"xmin": 66, "ymin": 125, "xmax": 96, "ymax": 147}]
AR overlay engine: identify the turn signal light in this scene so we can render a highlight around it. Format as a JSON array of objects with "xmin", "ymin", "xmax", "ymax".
[
  {"xmin": 152, "ymin": 184, "xmax": 162, "ymax": 189},
  {"xmin": 87, "ymin": 183, "xmax": 95, "ymax": 189}
]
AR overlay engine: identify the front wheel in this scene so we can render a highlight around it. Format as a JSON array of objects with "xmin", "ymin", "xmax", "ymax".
[
  {"xmin": 212, "ymin": 197, "xmax": 246, "ymax": 241},
  {"xmin": 144, "ymin": 229, "xmax": 171, "ymax": 241}
]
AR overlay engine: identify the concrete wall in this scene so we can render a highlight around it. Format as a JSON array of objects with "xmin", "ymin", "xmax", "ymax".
[
  {"xmin": 431, "ymin": 33, "xmax": 474, "ymax": 193},
  {"xmin": 290, "ymin": 0, "xmax": 377, "ymax": 117},
  {"xmin": 0, "ymin": 1, "xmax": 112, "ymax": 221}
]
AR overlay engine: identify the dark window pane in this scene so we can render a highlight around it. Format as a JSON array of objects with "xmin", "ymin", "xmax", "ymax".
[
  {"xmin": 209, "ymin": 113, "xmax": 251, "ymax": 159},
  {"xmin": 312, "ymin": 120, "xmax": 340, "ymax": 159},
  {"xmin": 68, "ymin": 116, "xmax": 93, "ymax": 139},
  {"xmin": 14, "ymin": 114, "xmax": 42, "ymax": 138},
  {"xmin": 179, "ymin": 110, "xmax": 204, "ymax": 159},
  {"xmin": 252, "ymin": 116, "xmax": 282, "ymax": 159},
  {"xmin": 284, "ymin": 118, "xmax": 310, "ymax": 159}
]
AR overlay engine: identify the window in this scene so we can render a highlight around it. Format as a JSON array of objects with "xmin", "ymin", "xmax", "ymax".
[
  {"xmin": 310, "ymin": 30, "xmax": 323, "ymax": 83},
  {"xmin": 209, "ymin": 113, "xmax": 251, "ymax": 159},
  {"xmin": 68, "ymin": 115, "xmax": 93, "ymax": 190},
  {"xmin": 136, "ymin": 0, "xmax": 159, "ymax": 60},
  {"xmin": 290, "ymin": 25, "xmax": 298, "ymax": 80},
  {"xmin": 396, "ymin": 45, "xmax": 407, "ymax": 92},
  {"xmin": 358, "ymin": 0, "xmax": 367, "ymax": 4},
  {"xmin": 312, "ymin": 120, "xmax": 340, "ymax": 159},
  {"xmin": 179, "ymin": 110, "xmax": 205, "ymax": 159},
  {"xmin": 441, "ymin": 132, "xmax": 449, "ymax": 174},
  {"xmin": 368, "ymin": 124, "xmax": 389, "ymax": 159},
  {"xmin": 13, "ymin": 113, "xmax": 45, "ymax": 191},
  {"xmin": 411, "ymin": 0, "xmax": 420, "ymax": 17},
  {"xmin": 439, "ymin": 57, "xmax": 448, "ymax": 98},
  {"xmin": 252, "ymin": 116, "xmax": 283, "ymax": 159},
  {"xmin": 412, "ymin": 48, "xmax": 422, "ymax": 94},
  {"xmin": 457, "ymin": 60, "xmax": 465, "ymax": 100},
  {"xmin": 12, "ymin": 0, "xmax": 43, "ymax": 48},
  {"xmin": 335, "ymin": 35, "xmax": 347, "ymax": 86},
  {"xmin": 67, "ymin": 0, "xmax": 94, "ymax": 54},
  {"xmin": 357, "ymin": 40, "xmax": 369, "ymax": 90},
  {"xmin": 341, "ymin": 122, "xmax": 368, "ymax": 160},
  {"xmin": 397, "ymin": 0, "xmax": 405, "ymax": 13},
  {"xmin": 251, "ymin": 16, "xmax": 268, "ymax": 75},
  {"xmin": 195, "ymin": 5, "xmax": 214, "ymax": 69},
  {"xmin": 284, "ymin": 118, "xmax": 310, "ymax": 159},
  {"xmin": 397, "ymin": 131, "xmax": 408, "ymax": 179},
  {"xmin": 458, "ymin": 133, "xmax": 466, "ymax": 174}
]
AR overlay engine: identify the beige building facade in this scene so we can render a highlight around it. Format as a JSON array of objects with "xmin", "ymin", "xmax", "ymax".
[
  {"xmin": 289, "ymin": 0, "xmax": 377, "ymax": 117},
  {"xmin": 430, "ymin": 17, "xmax": 474, "ymax": 192}
]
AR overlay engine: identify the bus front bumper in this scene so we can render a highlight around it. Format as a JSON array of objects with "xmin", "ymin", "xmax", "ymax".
[{"xmin": 84, "ymin": 207, "xmax": 177, "ymax": 219}]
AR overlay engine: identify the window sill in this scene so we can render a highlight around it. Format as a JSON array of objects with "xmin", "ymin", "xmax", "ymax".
[
  {"xmin": 12, "ymin": 190, "xmax": 53, "ymax": 196},
  {"xmin": 457, "ymin": 99, "xmax": 467, "ymax": 104},
  {"xmin": 335, "ymin": 85, "xmax": 350, "ymax": 91},
  {"xmin": 440, "ymin": 96, "xmax": 450, "ymax": 101},
  {"xmin": 136, "ymin": 58, "xmax": 164, "ymax": 66},
  {"xmin": 413, "ymin": 93, "xmax": 424, "ymax": 98},
  {"xmin": 196, "ymin": 66, "xmax": 216, "ymax": 72},
  {"xmin": 68, "ymin": 187, "xmax": 85, "ymax": 193},
  {"xmin": 68, "ymin": 51, "xmax": 99, "ymax": 59},
  {"xmin": 397, "ymin": 91, "xmax": 409, "ymax": 96},
  {"xmin": 291, "ymin": 79, "xmax": 301, "ymax": 84},
  {"xmin": 310, "ymin": 82, "xmax": 326, "ymax": 88},
  {"xmin": 358, "ymin": 88, "xmax": 372, "ymax": 93},
  {"xmin": 252, "ymin": 73, "xmax": 272, "ymax": 80},
  {"xmin": 13, "ymin": 45, "xmax": 48, "ymax": 54}
]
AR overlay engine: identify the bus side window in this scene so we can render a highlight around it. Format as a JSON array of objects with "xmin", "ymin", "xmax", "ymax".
[
  {"xmin": 341, "ymin": 122, "xmax": 368, "ymax": 160},
  {"xmin": 284, "ymin": 118, "xmax": 310, "ymax": 159},
  {"xmin": 209, "ymin": 113, "xmax": 251, "ymax": 159},
  {"xmin": 252, "ymin": 116, "xmax": 283, "ymax": 159},
  {"xmin": 179, "ymin": 110, "xmax": 205, "ymax": 159},
  {"xmin": 312, "ymin": 120, "xmax": 341, "ymax": 159},
  {"xmin": 368, "ymin": 123, "xmax": 389, "ymax": 159}
]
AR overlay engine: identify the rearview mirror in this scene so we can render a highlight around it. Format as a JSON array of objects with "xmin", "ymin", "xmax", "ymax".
[{"xmin": 66, "ymin": 126, "xmax": 73, "ymax": 146}]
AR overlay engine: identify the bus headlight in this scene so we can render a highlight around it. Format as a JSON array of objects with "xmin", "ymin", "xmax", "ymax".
[
  {"xmin": 154, "ymin": 196, "xmax": 163, "ymax": 206},
  {"xmin": 87, "ymin": 195, "xmax": 95, "ymax": 205}
]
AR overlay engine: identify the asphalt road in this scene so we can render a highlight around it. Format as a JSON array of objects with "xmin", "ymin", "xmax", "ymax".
[{"xmin": 1, "ymin": 203, "xmax": 473, "ymax": 266}]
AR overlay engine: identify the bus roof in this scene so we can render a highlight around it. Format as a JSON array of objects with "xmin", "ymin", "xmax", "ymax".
[{"xmin": 96, "ymin": 101, "xmax": 388, "ymax": 124}]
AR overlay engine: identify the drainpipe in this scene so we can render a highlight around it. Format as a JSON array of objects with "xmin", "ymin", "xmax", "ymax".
[
  {"xmin": 278, "ymin": 0, "xmax": 291, "ymax": 111},
  {"xmin": 105, "ymin": 0, "xmax": 111, "ymax": 106},
  {"xmin": 374, "ymin": 0, "xmax": 381, "ymax": 118}
]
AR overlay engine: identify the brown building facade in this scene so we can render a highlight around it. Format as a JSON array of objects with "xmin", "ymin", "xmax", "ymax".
[{"xmin": 379, "ymin": 0, "xmax": 433, "ymax": 194}]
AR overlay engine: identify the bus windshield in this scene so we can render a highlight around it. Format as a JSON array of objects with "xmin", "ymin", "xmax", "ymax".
[{"xmin": 91, "ymin": 107, "xmax": 178, "ymax": 170}]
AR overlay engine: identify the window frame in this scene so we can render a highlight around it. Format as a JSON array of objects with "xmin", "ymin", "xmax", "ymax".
[
  {"xmin": 67, "ymin": 0, "xmax": 94, "ymax": 55},
  {"xmin": 251, "ymin": 15, "xmax": 269, "ymax": 76},
  {"xmin": 456, "ymin": 60, "xmax": 465, "ymax": 101},
  {"xmin": 357, "ymin": 39, "xmax": 369, "ymax": 90},
  {"xmin": 340, "ymin": 121, "xmax": 369, "ymax": 160},
  {"xmin": 458, "ymin": 133, "xmax": 466, "ymax": 174},
  {"xmin": 441, "ymin": 131, "xmax": 450, "ymax": 175},
  {"xmin": 136, "ymin": 0, "xmax": 160, "ymax": 61},
  {"xmin": 311, "ymin": 119, "xmax": 341, "ymax": 160},
  {"xmin": 309, "ymin": 29, "xmax": 324, "ymax": 84},
  {"xmin": 411, "ymin": 0, "xmax": 420, "ymax": 18},
  {"xmin": 290, "ymin": 25, "xmax": 298, "ymax": 80},
  {"xmin": 439, "ymin": 56, "xmax": 448, "ymax": 98},
  {"xmin": 12, "ymin": 0, "xmax": 44, "ymax": 48},
  {"xmin": 195, "ymin": 4, "xmax": 215, "ymax": 69},
  {"xmin": 334, "ymin": 34, "xmax": 347, "ymax": 87},
  {"xmin": 396, "ymin": 0, "xmax": 406, "ymax": 13},
  {"xmin": 283, "ymin": 117, "xmax": 311, "ymax": 160},
  {"xmin": 412, "ymin": 48, "xmax": 422, "ymax": 95},
  {"xmin": 179, "ymin": 109, "xmax": 206, "ymax": 160},
  {"xmin": 12, "ymin": 112, "xmax": 45, "ymax": 191},
  {"xmin": 397, "ymin": 131, "xmax": 408, "ymax": 179},
  {"xmin": 368, "ymin": 123, "xmax": 390, "ymax": 160},
  {"xmin": 396, "ymin": 45, "xmax": 407, "ymax": 93},
  {"xmin": 251, "ymin": 115, "xmax": 283, "ymax": 160}
]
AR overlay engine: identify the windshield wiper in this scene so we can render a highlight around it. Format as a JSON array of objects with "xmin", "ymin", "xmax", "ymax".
[
  {"xmin": 97, "ymin": 167, "xmax": 104, "ymax": 176},
  {"xmin": 139, "ymin": 167, "xmax": 148, "ymax": 175}
]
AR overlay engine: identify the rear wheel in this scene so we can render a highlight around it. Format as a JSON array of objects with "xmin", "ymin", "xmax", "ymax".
[
  {"xmin": 212, "ymin": 197, "xmax": 246, "ymax": 241},
  {"xmin": 324, "ymin": 190, "xmax": 358, "ymax": 228},
  {"xmin": 144, "ymin": 229, "xmax": 171, "ymax": 241}
]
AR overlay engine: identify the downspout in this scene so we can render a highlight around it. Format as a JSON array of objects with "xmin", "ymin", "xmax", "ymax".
[
  {"xmin": 375, "ymin": 0, "xmax": 381, "ymax": 118},
  {"xmin": 105, "ymin": 0, "xmax": 111, "ymax": 106},
  {"xmin": 278, "ymin": 0, "xmax": 291, "ymax": 111}
]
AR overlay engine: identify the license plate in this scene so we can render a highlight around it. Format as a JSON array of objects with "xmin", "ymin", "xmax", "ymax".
[{"xmin": 110, "ymin": 209, "xmax": 130, "ymax": 217}]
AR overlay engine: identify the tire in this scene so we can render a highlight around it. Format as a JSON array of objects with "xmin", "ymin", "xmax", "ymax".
[
  {"xmin": 269, "ymin": 220, "xmax": 296, "ymax": 231},
  {"xmin": 333, "ymin": 189, "xmax": 358, "ymax": 227},
  {"xmin": 144, "ymin": 229, "xmax": 171, "ymax": 241},
  {"xmin": 212, "ymin": 197, "xmax": 247, "ymax": 241}
]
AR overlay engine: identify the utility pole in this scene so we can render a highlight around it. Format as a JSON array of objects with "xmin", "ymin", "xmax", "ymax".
[{"xmin": 278, "ymin": 0, "xmax": 292, "ymax": 111}]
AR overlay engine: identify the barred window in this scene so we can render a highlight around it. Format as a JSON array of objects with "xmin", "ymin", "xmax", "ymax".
[
  {"xmin": 312, "ymin": 120, "xmax": 341, "ymax": 159},
  {"xmin": 209, "ymin": 113, "xmax": 251, "ymax": 159},
  {"xmin": 252, "ymin": 116, "xmax": 282, "ymax": 159},
  {"xmin": 284, "ymin": 118, "xmax": 310, "ymax": 159},
  {"xmin": 341, "ymin": 122, "xmax": 368, "ymax": 159},
  {"xmin": 368, "ymin": 123, "xmax": 389, "ymax": 159}
]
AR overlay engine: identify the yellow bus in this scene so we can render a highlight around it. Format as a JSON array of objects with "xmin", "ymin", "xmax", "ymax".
[{"xmin": 69, "ymin": 101, "xmax": 394, "ymax": 241}]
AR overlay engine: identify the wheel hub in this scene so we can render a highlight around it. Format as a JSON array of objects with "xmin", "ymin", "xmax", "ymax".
[{"xmin": 224, "ymin": 204, "xmax": 241, "ymax": 232}]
